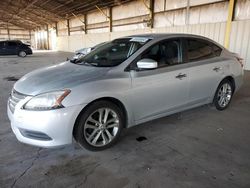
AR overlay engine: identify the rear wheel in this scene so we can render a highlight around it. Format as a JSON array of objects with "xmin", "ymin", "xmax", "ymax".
[
  {"xmin": 213, "ymin": 79, "xmax": 233, "ymax": 110},
  {"xmin": 74, "ymin": 101, "xmax": 124, "ymax": 151},
  {"xmin": 18, "ymin": 51, "xmax": 26, "ymax": 57}
]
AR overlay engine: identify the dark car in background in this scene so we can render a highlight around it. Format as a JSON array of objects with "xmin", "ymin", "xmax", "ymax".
[{"xmin": 0, "ymin": 40, "xmax": 32, "ymax": 57}]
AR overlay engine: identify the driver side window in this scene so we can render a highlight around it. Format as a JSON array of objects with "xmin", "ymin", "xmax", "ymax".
[{"xmin": 139, "ymin": 39, "xmax": 181, "ymax": 69}]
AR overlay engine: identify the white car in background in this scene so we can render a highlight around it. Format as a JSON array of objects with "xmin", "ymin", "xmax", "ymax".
[{"xmin": 72, "ymin": 42, "xmax": 106, "ymax": 60}]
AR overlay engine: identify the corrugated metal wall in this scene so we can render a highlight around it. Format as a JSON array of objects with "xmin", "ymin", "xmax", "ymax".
[{"xmin": 229, "ymin": 20, "xmax": 250, "ymax": 70}]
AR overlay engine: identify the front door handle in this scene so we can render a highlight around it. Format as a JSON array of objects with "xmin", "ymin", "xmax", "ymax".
[
  {"xmin": 213, "ymin": 67, "xmax": 222, "ymax": 72},
  {"xmin": 175, "ymin": 73, "xmax": 187, "ymax": 80}
]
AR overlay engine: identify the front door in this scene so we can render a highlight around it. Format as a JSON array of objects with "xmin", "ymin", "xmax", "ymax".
[{"xmin": 129, "ymin": 39, "xmax": 189, "ymax": 123}]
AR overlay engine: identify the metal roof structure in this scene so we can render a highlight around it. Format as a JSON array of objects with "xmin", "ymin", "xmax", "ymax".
[{"xmin": 0, "ymin": 0, "xmax": 134, "ymax": 30}]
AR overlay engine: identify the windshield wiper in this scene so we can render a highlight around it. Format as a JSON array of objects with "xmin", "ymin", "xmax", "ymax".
[
  {"xmin": 69, "ymin": 58, "xmax": 92, "ymax": 66},
  {"xmin": 77, "ymin": 60, "xmax": 97, "ymax": 67}
]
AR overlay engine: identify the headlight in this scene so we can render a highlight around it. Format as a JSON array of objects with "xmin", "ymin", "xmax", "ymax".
[{"xmin": 23, "ymin": 90, "xmax": 71, "ymax": 111}]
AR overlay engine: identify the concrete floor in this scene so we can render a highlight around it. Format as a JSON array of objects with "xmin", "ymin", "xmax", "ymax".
[{"xmin": 0, "ymin": 51, "xmax": 250, "ymax": 188}]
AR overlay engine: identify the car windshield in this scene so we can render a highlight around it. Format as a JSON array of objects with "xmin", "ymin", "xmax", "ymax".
[{"xmin": 74, "ymin": 37, "xmax": 150, "ymax": 67}]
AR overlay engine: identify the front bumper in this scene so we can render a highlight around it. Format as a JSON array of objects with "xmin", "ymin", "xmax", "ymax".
[
  {"xmin": 7, "ymin": 100, "xmax": 86, "ymax": 148},
  {"xmin": 27, "ymin": 49, "xmax": 33, "ymax": 55}
]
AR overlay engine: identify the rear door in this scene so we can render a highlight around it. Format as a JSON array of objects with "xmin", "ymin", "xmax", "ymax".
[
  {"xmin": 184, "ymin": 38, "xmax": 225, "ymax": 105},
  {"xmin": 129, "ymin": 39, "xmax": 189, "ymax": 123},
  {"xmin": 0, "ymin": 42, "xmax": 7, "ymax": 55}
]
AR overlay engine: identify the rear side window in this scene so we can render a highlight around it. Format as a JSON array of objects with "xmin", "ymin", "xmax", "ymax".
[
  {"xmin": 212, "ymin": 44, "xmax": 222, "ymax": 56},
  {"xmin": 187, "ymin": 39, "xmax": 214, "ymax": 62}
]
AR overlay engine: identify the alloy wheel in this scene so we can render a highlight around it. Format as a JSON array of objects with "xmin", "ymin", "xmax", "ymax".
[
  {"xmin": 217, "ymin": 83, "xmax": 232, "ymax": 108},
  {"xmin": 19, "ymin": 51, "xmax": 26, "ymax": 57},
  {"xmin": 84, "ymin": 108, "xmax": 119, "ymax": 147}
]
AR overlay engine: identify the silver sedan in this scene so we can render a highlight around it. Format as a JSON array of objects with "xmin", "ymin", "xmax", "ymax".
[{"xmin": 7, "ymin": 34, "xmax": 244, "ymax": 151}]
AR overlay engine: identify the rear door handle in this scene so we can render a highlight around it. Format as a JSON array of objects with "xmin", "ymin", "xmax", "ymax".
[
  {"xmin": 213, "ymin": 67, "xmax": 222, "ymax": 72},
  {"xmin": 175, "ymin": 73, "xmax": 187, "ymax": 80}
]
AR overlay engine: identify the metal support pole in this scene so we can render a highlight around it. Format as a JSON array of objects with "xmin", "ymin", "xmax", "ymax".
[
  {"xmin": 55, "ymin": 22, "xmax": 58, "ymax": 36},
  {"xmin": 29, "ymin": 30, "xmax": 32, "ymax": 40},
  {"xmin": 7, "ymin": 25, "xmax": 10, "ymax": 40},
  {"xmin": 46, "ymin": 25, "xmax": 49, "ymax": 50},
  {"xmin": 29, "ymin": 30, "xmax": 32, "ymax": 46},
  {"xmin": 71, "ymin": 12, "xmax": 87, "ymax": 33},
  {"xmin": 109, "ymin": 7, "xmax": 112, "ymax": 32},
  {"xmin": 186, "ymin": 0, "xmax": 190, "ymax": 25},
  {"xmin": 84, "ymin": 14, "xmax": 87, "ymax": 34},
  {"xmin": 95, "ymin": 5, "xmax": 109, "ymax": 18},
  {"xmin": 142, "ymin": 0, "xmax": 154, "ymax": 28},
  {"xmin": 95, "ymin": 5, "xmax": 112, "ymax": 32},
  {"xmin": 67, "ymin": 19, "xmax": 70, "ymax": 36},
  {"xmin": 224, "ymin": 0, "xmax": 235, "ymax": 48},
  {"xmin": 149, "ymin": 0, "xmax": 154, "ymax": 28}
]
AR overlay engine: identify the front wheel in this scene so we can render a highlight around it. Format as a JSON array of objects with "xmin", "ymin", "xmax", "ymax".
[
  {"xmin": 74, "ymin": 101, "xmax": 124, "ymax": 151},
  {"xmin": 213, "ymin": 79, "xmax": 233, "ymax": 111},
  {"xmin": 18, "ymin": 51, "xmax": 27, "ymax": 57}
]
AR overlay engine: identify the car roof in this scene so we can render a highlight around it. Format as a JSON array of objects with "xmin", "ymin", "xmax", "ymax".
[
  {"xmin": 126, "ymin": 33, "xmax": 225, "ymax": 49},
  {"xmin": 127, "ymin": 33, "xmax": 209, "ymax": 39},
  {"xmin": 0, "ymin": 40, "xmax": 21, "ymax": 43}
]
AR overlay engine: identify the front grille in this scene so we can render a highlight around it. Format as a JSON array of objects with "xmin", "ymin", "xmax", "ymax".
[{"xmin": 8, "ymin": 89, "xmax": 28, "ymax": 113}]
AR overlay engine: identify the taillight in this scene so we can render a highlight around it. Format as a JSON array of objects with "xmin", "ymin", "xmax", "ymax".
[{"xmin": 236, "ymin": 56, "xmax": 244, "ymax": 67}]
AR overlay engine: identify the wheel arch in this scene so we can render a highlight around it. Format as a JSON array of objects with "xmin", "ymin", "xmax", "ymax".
[
  {"xmin": 212, "ymin": 75, "xmax": 235, "ymax": 110},
  {"xmin": 221, "ymin": 75, "xmax": 236, "ymax": 92},
  {"xmin": 18, "ymin": 50, "xmax": 27, "ymax": 57},
  {"xmin": 73, "ymin": 97, "xmax": 128, "ymax": 139},
  {"xmin": 213, "ymin": 75, "xmax": 236, "ymax": 100}
]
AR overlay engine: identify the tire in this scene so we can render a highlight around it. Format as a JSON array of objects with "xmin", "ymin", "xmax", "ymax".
[
  {"xmin": 18, "ymin": 51, "xmax": 27, "ymax": 57},
  {"xmin": 74, "ymin": 101, "xmax": 124, "ymax": 151},
  {"xmin": 213, "ymin": 79, "xmax": 234, "ymax": 111}
]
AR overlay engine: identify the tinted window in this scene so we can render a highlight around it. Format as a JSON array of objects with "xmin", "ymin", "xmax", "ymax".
[
  {"xmin": 212, "ymin": 44, "xmax": 222, "ymax": 56},
  {"xmin": 7, "ymin": 42, "xmax": 17, "ymax": 47},
  {"xmin": 140, "ymin": 39, "xmax": 181, "ymax": 68},
  {"xmin": 187, "ymin": 39, "xmax": 214, "ymax": 62}
]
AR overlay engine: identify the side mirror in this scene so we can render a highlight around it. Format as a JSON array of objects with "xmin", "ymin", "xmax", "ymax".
[{"xmin": 137, "ymin": 58, "xmax": 158, "ymax": 70}]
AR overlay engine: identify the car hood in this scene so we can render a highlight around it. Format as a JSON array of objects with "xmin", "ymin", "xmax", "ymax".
[{"xmin": 14, "ymin": 61, "xmax": 109, "ymax": 95}]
